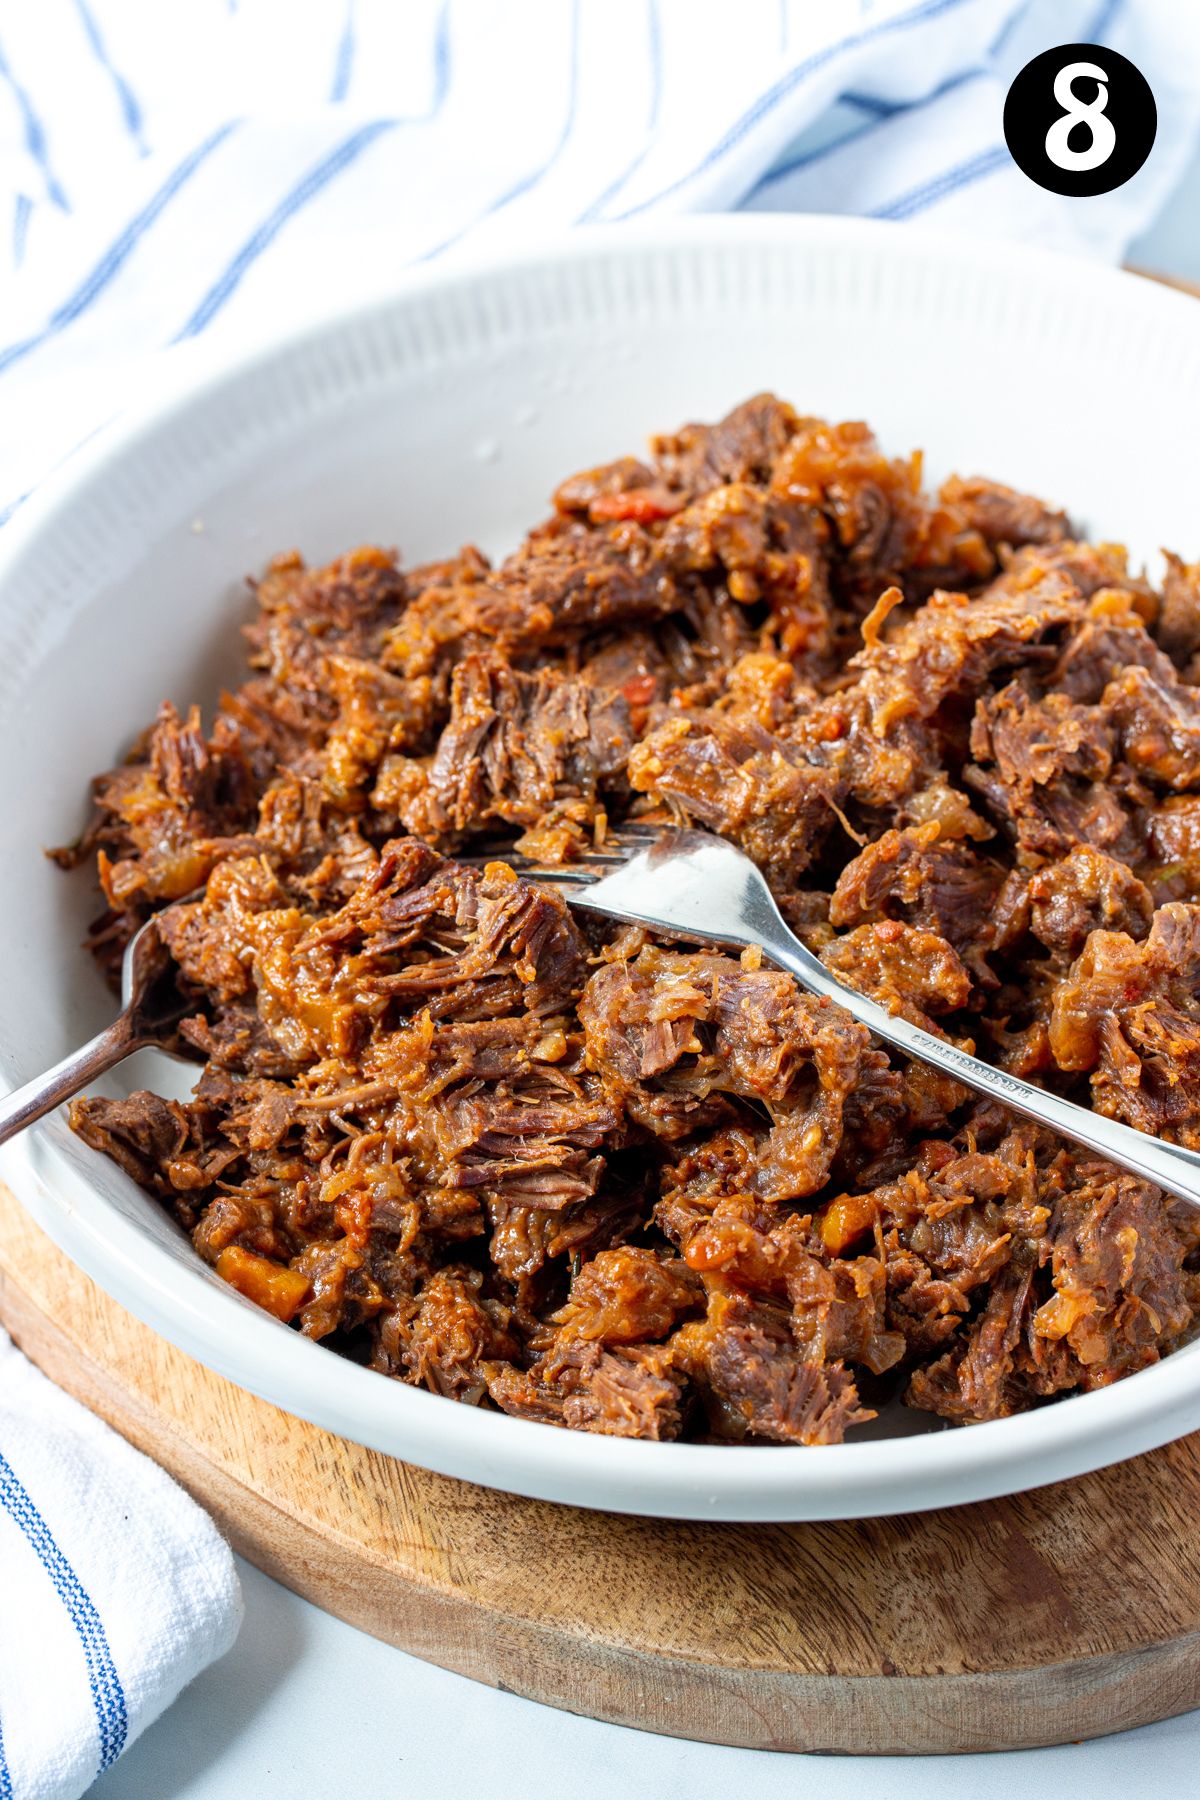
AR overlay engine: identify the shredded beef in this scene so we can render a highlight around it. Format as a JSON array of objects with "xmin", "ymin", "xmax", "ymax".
[
  {"xmin": 1156, "ymin": 552, "xmax": 1200, "ymax": 667},
  {"xmin": 62, "ymin": 392, "xmax": 1200, "ymax": 1445},
  {"xmin": 626, "ymin": 712, "xmax": 841, "ymax": 885}
]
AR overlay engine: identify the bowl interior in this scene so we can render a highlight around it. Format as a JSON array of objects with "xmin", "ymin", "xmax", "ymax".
[{"xmin": 3, "ymin": 219, "xmax": 1200, "ymax": 1517}]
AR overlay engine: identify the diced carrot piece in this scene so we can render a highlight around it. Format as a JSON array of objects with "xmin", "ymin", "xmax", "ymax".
[
  {"xmin": 818, "ymin": 1194, "xmax": 877, "ymax": 1256},
  {"xmin": 215, "ymin": 1246, "xmax": 311, "ymax": 1323},
  {"xmin": 621, "ymin": 673, "xmax": 659, "ymax": 707},
  {"xmin": 588, "ymin": 489, "xmax": 681, "ymax": 524}
]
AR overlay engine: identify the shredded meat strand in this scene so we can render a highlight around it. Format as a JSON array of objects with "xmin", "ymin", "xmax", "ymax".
[{"xmin": 63, "ymin": 394, "xmax": 1200, "ymax": 1444}]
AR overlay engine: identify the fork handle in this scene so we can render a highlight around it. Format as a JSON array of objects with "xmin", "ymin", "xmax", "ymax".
[
  {"xmin": 762, "ymin": 927, "xmax": 1200, "ymax": 1210},
  {"xmin": 0, "ymin": 1013, "xmax": 138, "ymax": 1149}
]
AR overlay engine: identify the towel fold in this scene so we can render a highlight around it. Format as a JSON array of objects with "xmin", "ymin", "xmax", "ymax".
[{"xmin": 0, "ymin": 1327, "xmax": 242, "ymax": 1800}]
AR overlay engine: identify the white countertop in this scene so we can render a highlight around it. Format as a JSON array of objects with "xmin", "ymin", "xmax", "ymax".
[
  {"xmin": 88, "ymin": 1556, "xmax": 1200, "ymax": 1800},
  {"xmin": 90, "ymin": 154, "xmax": 1200, "ymax": 1800}
]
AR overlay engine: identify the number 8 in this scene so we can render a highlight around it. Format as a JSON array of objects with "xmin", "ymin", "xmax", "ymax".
[{"xmin": 1045, "ymin": 60, "xmax": 1116, "ymax": 172}]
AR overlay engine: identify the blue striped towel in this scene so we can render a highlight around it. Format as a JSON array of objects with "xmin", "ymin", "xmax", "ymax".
[
  {"xmin": 0, "ymin": 1328, "xmax": 240, "ymax": 1800},
  {"xmin": 1, "ymin": 1, "xmax": 1199, "ymax": 1794},
  {"xmin": 2, "ymin": 0, "xmax": 1199, "ymax": 530}
]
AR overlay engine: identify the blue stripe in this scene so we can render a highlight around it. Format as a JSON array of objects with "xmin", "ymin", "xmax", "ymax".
[
  {"xmin": 872, "ymin": 143, "xmax": 1008, "ymax": 220},
  {"xmin": 0, "ymin": 34, "xmax": 70, "ymax": 211},
  {"xmin": 750, "ymin": 61, "xmax": 990, "ymax": 200},
  {"xmin": 749, "ymin": 115, "xmax": 886, "ymax": 195},
  {"xmin": 605, "ymin": 0, "xmax": 980, "ymax": 220},
  {"xmin": 0, "ymin": 1702, "xmax": 11, "ymax": 1800},
  {"xmin": 1088, "ymin": 0, "xmax": 1123, "ymax": 41},
  {"xmin": 175, "ymin": 121, "xmax": 397, "ymax": 338},
  {"xmin": 842, "ymin": 90, "xmax": 897, "ymax": 119},
  {"xmin": 179, "ymin": 0, "xmax": 451, "ymax": 329},
  {"xmin": 420, "ymin": 0, "xmax": 579, "ymax": 261},
  {"xmin": 430, "ymin": 0, "xmax": 451, "ymax": 112},
  {"xmin": 73, "ymin": 0, "xmax": 148, "ymax": 154},
  {"xmin": 578, "ymin": 0, "xmax": 660, "ymax": 224},
  {"xmin": 330, "ymin": 0, "xmax": 356, "ymax": 103},
  {"xmin": 841, "ymin": 63, "xmax": 987, "ymax": 122},
  {"xmin": 0, "ymin": 490, "xmax": 30, "ymax": 530},
  {"xmin": 0, "ymin": 1448, "xmax": 128, "ymax": 1773},
  {"xmin": 12, "ymin": 193, "xmax": 31, "ymax": 269},
  {"xmin": 0, "ymin": 122, "xmax": 237, "ymax": 378},
  {"xmin": 0, "ymin": 413, "xmax": 111, "ymax": 527}
]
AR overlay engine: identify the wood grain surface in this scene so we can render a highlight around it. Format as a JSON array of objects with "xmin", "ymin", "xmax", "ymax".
[{"xmin": 3, "ymin": 1180, "xmax": 1200, "ymax": 1755}]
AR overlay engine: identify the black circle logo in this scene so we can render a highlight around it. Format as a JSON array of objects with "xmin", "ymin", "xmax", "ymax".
[{"xmin": 1003, "ymin": 43, "xmax": 1156, "ymax": 197}]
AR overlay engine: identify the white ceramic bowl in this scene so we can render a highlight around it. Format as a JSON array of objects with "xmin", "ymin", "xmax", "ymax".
[{"xmin": 3, "ymin": 216, "xmax": 1200, "ymax": 1521}]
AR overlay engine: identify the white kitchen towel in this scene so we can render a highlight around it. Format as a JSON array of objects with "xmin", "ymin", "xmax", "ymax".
[
  {"xmin": 0, "ymin": 1326, "xmax": 242, "ymax": 1800},
  {"xmin": 3, "ymin": 0, "xmax": 1200, "ymax": 527}
]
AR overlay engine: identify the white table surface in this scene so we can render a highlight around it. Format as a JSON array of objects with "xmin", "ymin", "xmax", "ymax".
[{"xmin": 89, "ymin": 154, "xmax": 1200, "ymax": 1800}]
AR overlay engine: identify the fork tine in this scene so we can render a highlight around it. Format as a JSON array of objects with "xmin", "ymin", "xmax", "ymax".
[
  {"xmin": 471, "ymin": 843, "xmax": 630, "ymax": 864},
  {"xmin": 456, "ymin": 829, "xmax": 660, "ymax": 882},
  {"xmin": 454, "ymin": 852, "xmax": 597, "ymax": 881},
  {"xmin": 511, "ymin": 868, "xmax": 599, "ymax": 885},
  {"xmin": 465, "ymin": 858, "xmax": 611, "ymax": 883}
]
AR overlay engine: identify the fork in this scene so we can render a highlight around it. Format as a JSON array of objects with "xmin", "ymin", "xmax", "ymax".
[
  {"xmin": 476, "ymin": 825, "xmax": 1200, "ymax": 1210},
  {"xmin": 9, "ymin": 831, "xmax": 1200, "ymax": 1209},
  {"xmin": 0, "ymin": 913, "xmax": 190, "ymax": 1148}
]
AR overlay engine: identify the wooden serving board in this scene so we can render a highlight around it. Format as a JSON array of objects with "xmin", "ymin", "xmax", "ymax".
[{"xmin": 4, "ymin": 1182, "xmax": 1200, "ymax": 1756}]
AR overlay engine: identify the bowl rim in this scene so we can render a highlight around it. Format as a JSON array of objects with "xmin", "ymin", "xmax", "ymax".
[
  {"xmin": 3, "ymin": 211, "xmax": 1200, "ymax": 1521},
  {"xmin": 4, "ymin": 207, "xmax": 1197, "ymax": 573}
]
